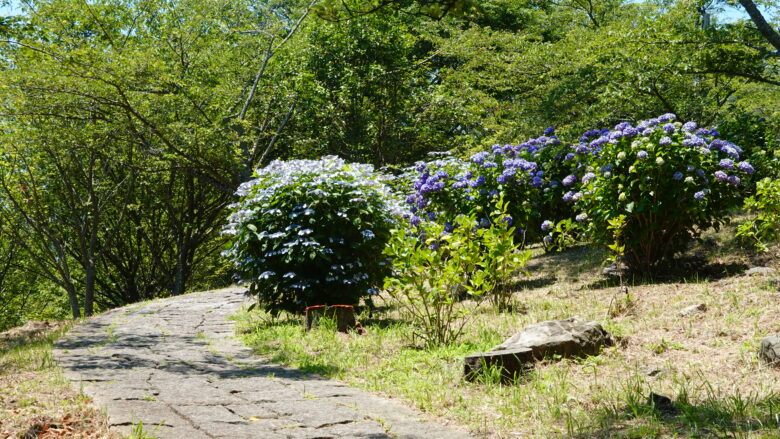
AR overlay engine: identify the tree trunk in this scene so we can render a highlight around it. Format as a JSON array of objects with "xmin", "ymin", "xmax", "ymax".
[{"xmin": 304, "ymin": 305, "xmax": 358, "ymax": 333}]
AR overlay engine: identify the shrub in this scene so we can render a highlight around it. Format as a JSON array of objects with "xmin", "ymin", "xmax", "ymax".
[
  {"xmin": 565, "ymin": 114, "xmax": 753, "ymax": 273},
  {"xmin": 737, "ymin": 178, "xmax": 780, "ymax": 252},
  {"xmin": 402, "ymin": 131, "xmax": 564, "ymax": 243},
  {"xmin": 383, "ymin": 201, "xmax": 529, "ymax": 346},
  {"xmin": 223, "ymin": 156, "xmax": 401, "ymax": 315}
]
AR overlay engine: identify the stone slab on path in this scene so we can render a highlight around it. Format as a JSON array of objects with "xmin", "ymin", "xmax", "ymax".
[{"xmin": 53, "ymin": 288, "xmax": 471, "ymax": 439}]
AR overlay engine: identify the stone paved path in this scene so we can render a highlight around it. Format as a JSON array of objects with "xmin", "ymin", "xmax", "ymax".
[{"xmin": 53, "ymin": 288, "xmax": 472, "ymax": 439}]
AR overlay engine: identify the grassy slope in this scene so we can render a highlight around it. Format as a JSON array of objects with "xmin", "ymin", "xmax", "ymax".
[
  {"xmin": 236, "ymin": 226, "xmax": 780, "ymax": 438},
  {"xmin": 0, "ymin": 325, "xmax": 118, "ymax": 439}
]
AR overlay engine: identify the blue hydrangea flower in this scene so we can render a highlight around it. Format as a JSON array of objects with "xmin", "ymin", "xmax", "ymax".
[
  {"xmin": 562, "ymin": 174, "xmax": 577, "ymax": 186},
  {"xmin": 663, "ymin": 124, "xmax": 675, "ymax": 134},
  {"xmin": 575, "ymin": 213, "xmax": 588, "ymax": 222},
  {"xmin": 543, "ymin": 235, "xmax": 553, "ymax": 245},
  {"xmin": 714, "ymin": 171, "xmax": 728, "ymax": 181},
  {"xmin": 541, "ymin": 220, "xmax": 553, "ymax": 231},
  {"xmin": 682, "ymin": 121, "xmax": 697, "ymax": 132},
  {"xmin": 659, "ymin": 136, "xmax": 672, "ymax": 146},
  {"xmin": 719, "ymin": 159, "xmax": 735, "ymax": 170},
  {"xmin": 565, "ymin": 152, "xmax": 576, "ymax": 161},
  {"xmin": 673, "ymin": 172, "xmax": 683, "ymax": 180},
  {"xmin": 582, "ymin": 172, "xmax": 596, "ymax": 184},
  {"xmin": 737, "ymin": 161, "xmax": 755, "ymax": 174},
  {"xmin": 544, "ymin": 127, "xmax": 555, "ymax": 136},
  {"xmin": 470, "ymin": 151, "xmax": 490, "ymax": 165},
  {"xmin": 637, "ymin": 150, "xmax": 648, "ymax": 159},
  {"xmin": 694, "ymin": 191, "xmax": 706, "ymax": 200},
  {"xmin": 728, "ymin": 175, "xmax": 741, "ymax": 185},
  {"xmin": 658, "ymin": 113, "xmax": 677, "ymax": 122},
  {"xmin": 562, "ymin": 191, "xmax": 576, "ymax": 202}
]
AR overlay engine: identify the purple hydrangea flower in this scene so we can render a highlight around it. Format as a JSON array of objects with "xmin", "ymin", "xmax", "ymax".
[
  {"xmin": 482, "ymin": 161, "xmax": 497, "ymax": 169},
  {"xmin": 470, "ymin": 151, "xmax": 490, "ymax": 164},
  {"xmin": 543, "ymin": 235, "xmax": 553, "ymax": 245},
  {"xmin": 682, "ymin": 121, "xmax": 698, "ymax": 132},
  {"xmin": 582, "ymin": 172, "xmax": 596, "ymax": 184},
  {"xmin": 410, "ymin": 215, "xmax": 421, "ymax": 226},
  {"xmin": 544, "ymin": 127, "xmax": 556, "ymax": 136},
  {"xmin": 673, "ymin": 171, "xmax": 683, "ymax": 180},
  {"xmin": 541, "ymin": 220, "xmax": 553, "ymax": 231},
  {"xmin": 470, "ymin": 175, "xmax": 486, "ymax": 188},
  {"xmin": 497, "ymin": 169, "xmax": 516, "ymax": 184},
  {"xmin": 663, "ymin": 124, "xmax": 675, "ymax": 134},
  {"xmin": 694, "ymin": 191, "xmax": 706, "ymax": 200},
  {"xmin": 565, "ymin": 152, "xmax": 576, "ymax": 161},
  {"xmin": 658, "ymin": 113, "xmax": 677, "ymax": 122},
  {"xmin": 642, "ymin": 128, "xmax": 655, "ymax": 136},
  {"xmin": 637, "ymin": 150, "xmax": 648, "ymax": 159},
  {"xmin": 562, "ymin": 191, "xmax": 576, "ymax": 202},
  {"xmin": 575, "ymin": 213, "xmax": 588, "ymax": 222},
  {"xmin": 728, "ymin": 176, "xmax": 741, "ymax": 185},
  {"xmin": 623, "ymin": 127, "xmax": 639, "ymax": 137},
  {"xmin": 659, "ymin": 136, "xmax": 672, "ymax": 146},
  {"xmin": 721, "ymin": 145, "xmax": 740, "ymax": 159},
  {"xmin": 714, "ymin": 171, "xmax": 728, "ymax": 181},
  {"xmin": 719, "ymin": 159, "xmax": 735, "ymax": 170},
  {"xmin": 562, "ymin": 174, "xmax": 577, "ymax": 187},
  {"xmin": 737, "ymin": 161, "xmax": 755, "ymax": 174},
  {"xmin": 615, "ymin": 122, "xmax": 632, "ymax": 131}
]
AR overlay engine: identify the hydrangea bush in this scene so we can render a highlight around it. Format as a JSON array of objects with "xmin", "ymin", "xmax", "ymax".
[
  {"xmin": 402, "ymin": 131, "xmax": 564, "ymax": 242},
  {"xmin": 223, "ymin": 156, "xmax": 402, "ymax": 314},
  {"xmin": 555, "ymin": 114, "xmax": 754, "ymax": 272}
]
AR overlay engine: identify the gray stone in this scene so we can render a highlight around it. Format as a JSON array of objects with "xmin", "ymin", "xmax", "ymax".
[
  {"xmin": 679, "ymin": 303, "xmax": 707, "ymax": 317},
  {"xmin": 746, "ymin": 266, "xmax": 777, "ymax": 276},
  {"xmin": 759, "ymin": 336, "xmax": 780, "ymax": 366},
  {"xmin": 464, "ymin": 317, "xmax": 612, "ymax": 382}
]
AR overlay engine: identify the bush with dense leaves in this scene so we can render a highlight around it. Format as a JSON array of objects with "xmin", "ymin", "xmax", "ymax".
[
  {"xmin": 401, "ymin": 131, "xmax": 564, "ymax": 243},
  {"xmin": 223, "ymin": 156, "xmax": 402, "ymax": 315},
  {"xmin": 558, "ymin": 114, "xmax": 754, "ymax": 273}
]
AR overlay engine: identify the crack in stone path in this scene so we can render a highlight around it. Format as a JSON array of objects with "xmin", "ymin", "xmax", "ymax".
[{"xmin": 53, "ymin": 288, "xmax": 473, "ymax": 439}]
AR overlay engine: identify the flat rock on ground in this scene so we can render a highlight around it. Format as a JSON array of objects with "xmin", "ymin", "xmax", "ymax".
[
  {"xmin": 53, "ymin": 288, "xmax": 471, "ymax": 439},
  {"xmin": 464, "ymin": 317, "xmax": 612, "ymax": 382},
  {"xmin": 760, "ymin": 336, "xmax": 780, "ymax": 366}
]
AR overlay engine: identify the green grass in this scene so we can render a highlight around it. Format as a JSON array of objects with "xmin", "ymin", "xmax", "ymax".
[
  {"xmin": 236, "ymin": 240, "xmax": 780, "ymax": 438},
  {"xmin": 0, "ymin": 323, "xmax": 116, "ymax": 438}
]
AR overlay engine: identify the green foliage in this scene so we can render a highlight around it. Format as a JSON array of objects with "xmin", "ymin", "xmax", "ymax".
[
  {"xmin": 383, "ymin": 212, "xmax": 489, "ymax": 346},
  {"xmin": 479, "ymin": 199, "xmax": 532, "ymax": 311},
  {"xmin": 225, "ymin": 157, "xmax": 398, "ymax": 315},
  {"xmin": 383, "ymin": 200, "xmax": 529, "ymax": 345},
  {"xmin": 575, "ymin": 117, "xmax": 752, "ymax": 273},
  {"xmin": 737, "ymin": 178, "xmax": 780, "ymax": 251}
]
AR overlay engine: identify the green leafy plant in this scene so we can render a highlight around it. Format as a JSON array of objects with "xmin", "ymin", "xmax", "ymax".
[
  {"xmin": 479, "ymin": 199, "xmax": 532, "ymax": 311},
  {"xmin": 571, "ymin": 115, "xmax": 753, "ymax": 273},
  {"xmin": 737, "ymin": 178, "xmax": 780, "ymax": 252},
  {"xmin": 383, "ymin": 212, "xmax": 488, "ymax": 346},
  {"xmin": 384, "ymin": 200, "xmax": 530, "ymax": 346},
  {"xmin": 224, "ymin": 156, "xmax": 401, "ymax": 315}
]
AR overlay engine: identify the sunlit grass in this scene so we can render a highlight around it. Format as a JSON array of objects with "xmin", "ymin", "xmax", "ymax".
[{"xmin": 236, "ymin": 237, "xmax": 780, "ymax": 438}]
